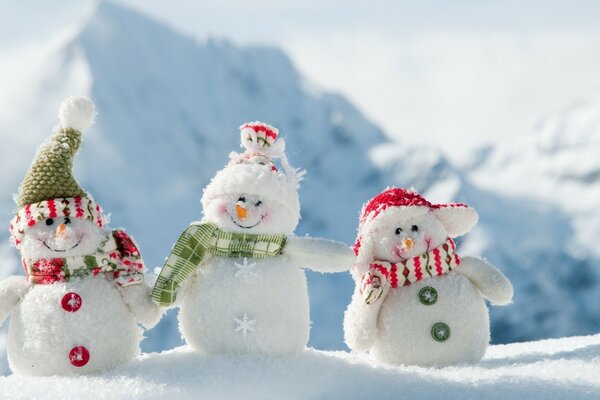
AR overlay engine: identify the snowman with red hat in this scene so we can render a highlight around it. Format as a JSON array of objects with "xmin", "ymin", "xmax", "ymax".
[
  {"xmin": 152, "ymin": 122, "xmax": 354, "ymax": 355},
  {"xmin": 344, "ymin": 188, "xmax": 513, "ymax": 366},
  {"xmin": 0, "ymin": 97, "xmax": 161, "ymax": 375}
]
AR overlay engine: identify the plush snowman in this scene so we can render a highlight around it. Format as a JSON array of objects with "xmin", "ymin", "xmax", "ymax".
[
  {"xmin": 152, "ymin": 122, "xmax": 355, "ymax": 355},
  {"xmin": 344, "ymin": 188, "xmax": 513, "ymax": 367},
  {"xmin": 0, "ymin": 97, "xmax": 161, "ymax": 375}
]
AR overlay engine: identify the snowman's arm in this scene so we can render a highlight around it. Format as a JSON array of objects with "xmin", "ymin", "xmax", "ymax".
[
  {"xmin": 456, "ymin": 256, "xmax": 513, "ymax": 305},
  {"xmin": 343, "ymin": 287, "xmax": 382, "ymax": 352},
  {"xmin": 284, "ymin": 236, "xmax": 355, "ymax": 273},
  {"xmin": 0, "ymin": 276, "xmax": 30, "ymax": 326},
  {"xmin": 120, "ymin": 280, "xmax": 163, "ymax": 328}
]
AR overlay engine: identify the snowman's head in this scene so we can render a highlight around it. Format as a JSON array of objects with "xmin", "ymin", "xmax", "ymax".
[
  {"xmin": 20, "ymin": 216, "xmax": 105, "ymax": 259},
  {"xmin": 10, "ymin": 196, "xmax": 108, "ymax": 259},
  {"xmin": 354, "ymin": 188, "xmax": 478, "ymax": 265},
  {"xmin": 202, "ymin": 162, "xmax": 301, "ymax": 235},
  {"xmin": 201, "ymin": 122, "xmax": 302, "ymax": 236}
]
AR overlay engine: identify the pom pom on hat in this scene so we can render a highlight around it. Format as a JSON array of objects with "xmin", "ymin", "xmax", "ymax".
[
  {"xmin": 58, "ymin": 96, "xmax": 96, "ymax": 132},
  {"xmin": 239, "ymin": 122, "xmax": 285, "ymax": 157}
]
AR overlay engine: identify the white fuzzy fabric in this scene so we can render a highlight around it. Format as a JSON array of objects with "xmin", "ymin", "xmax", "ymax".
[
  {"xmin": 119, "ymin": 283, "xmax": 163, "ymax": 329},
  {"xmin": 345, "ymin": 210, "xmax": 513, "ymax": 367},
  {"xmin": 179, "ymin": 255, "xmax": 310, "ymax": 355},
  {"xmin": 432, "ymin": 206, "xmax": 479, "ymax": 238},
  {"xmin": 202, "ymin": 163, "xmax": 300, "ymax": 235},
  {"xmin": 0, "ymin": 276, "xmax": 30, "ymax": 325},
  {"xmin": 58, "ymin": 96, "xmax": 96, "ymax": 132},
  {"xmin": 284, "ymin": 236, "xmax": 355, "ymax": 273},
  {"xmin": 19, "ymin": 219, "xmax": 106, "ymax": 260},
  {"xmin": 7, "ymin": 277, "xmax": 143, "ymax": 375},
  {"xmin": 456, "ymin": 256, "xmax": 514, "ymax": 305}
]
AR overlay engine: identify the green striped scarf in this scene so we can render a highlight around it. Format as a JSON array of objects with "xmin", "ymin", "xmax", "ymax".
[{"xmin": 151, "ymin": 222, "xmax": 287, "ymax": 306}]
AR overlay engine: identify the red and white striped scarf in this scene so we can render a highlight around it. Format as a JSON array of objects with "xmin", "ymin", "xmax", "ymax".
[{"xmin": 361, "ymin": 237, "xmax": 460, "ymax": 292}]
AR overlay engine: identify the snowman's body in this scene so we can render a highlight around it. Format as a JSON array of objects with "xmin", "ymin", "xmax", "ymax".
[
  {"xmin": 180, "ymin": 255, "xmax": 309, "ymax": 355},
  {"xmin": 8, "ymin": 277, "xmax": 142, "ymax": 375},
  {"xmin": 371, "ymin": 272, "xmax": 489, "ymax": 366}
]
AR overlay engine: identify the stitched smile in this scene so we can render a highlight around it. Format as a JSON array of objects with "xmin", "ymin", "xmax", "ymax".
[
  {"xmin": 228, "ymin": 213, "xmax": 264, "ymax": 229},
  {"xmin": 43, "ymin": 237, "xmax": 82, "ymax": 252}
]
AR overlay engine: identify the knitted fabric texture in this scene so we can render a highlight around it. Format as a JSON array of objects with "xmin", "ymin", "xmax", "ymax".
[
  {"xmin": 152, "ymin": 222, "xmax": 287, "ymax": 306},
  {"xmin": 17, "ymin": 128, "xmax": 87, "ymax": 209},
  {"xmin": 9, "ymin": 196, "xmax": 103, "ymax": 249},
  {"xmin": 361, "ymin": 238, "xmax": 460, "ymax": 293},
  {"xmin": 22, "ymin": 230, "xmax": 144, "ymax": 286}
]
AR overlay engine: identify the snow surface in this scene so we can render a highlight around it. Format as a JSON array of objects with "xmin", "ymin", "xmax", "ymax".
[{"xmin": 1, "ymin": 334, "xmax": 599, "ymax": 399}]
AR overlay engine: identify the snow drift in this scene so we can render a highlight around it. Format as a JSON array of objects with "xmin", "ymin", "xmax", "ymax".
[{"xmin": 1, "ymin": 334, "xmax": 599, "ymax": 400}]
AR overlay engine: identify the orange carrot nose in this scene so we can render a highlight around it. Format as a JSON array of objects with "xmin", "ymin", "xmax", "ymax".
[
  {"xmin": 56, "ymin": 224, "xmax": 67, "ymax": 237},
  {"xmin": 403, "ymin": 238, "xmax": 414, "ymax": 249},
  {"xmin": 236, "ymin": 204, "xmax": 248, "ymax": 220}
]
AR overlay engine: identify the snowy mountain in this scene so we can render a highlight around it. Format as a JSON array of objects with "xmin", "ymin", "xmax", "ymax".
[
  {"xmin": 468, "ymin": 97, "xmax": 600, "ymax": 341},
  {"xmin": 1, "ymin": 0, "xmax": 600, "ymax": 376},
  {"xmin": 2, "ymin": 334, "xmax": 600, "ymax": 400}
]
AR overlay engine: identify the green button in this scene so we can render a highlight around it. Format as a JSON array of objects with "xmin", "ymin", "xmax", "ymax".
[
  {"xmin": 431, "ymin": 322, "xmax": 451, "ymax": 342},
  {"xmin": 418, "ymin": 286, "xmax": 438, "ymax": 305}
]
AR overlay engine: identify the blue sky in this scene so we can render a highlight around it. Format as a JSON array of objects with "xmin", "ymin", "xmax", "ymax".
[{"xmin": 2, "ymin": 0, "xmax": 600, "ymax": 161}]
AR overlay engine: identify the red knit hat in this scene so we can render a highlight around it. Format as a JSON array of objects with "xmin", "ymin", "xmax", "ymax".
[{"xmin": 354, "ymin": 188, "xmax": 478, "ymax": 258}]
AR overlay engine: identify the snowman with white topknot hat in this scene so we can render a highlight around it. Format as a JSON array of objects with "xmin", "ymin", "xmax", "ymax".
[
  {"xmin": 152, "ymin": 122, "xmax": 355, "ymax": 355},
  {"xmin": 344, "ymin": 188, "xmax": 513, "ymax": 366},
  {"xmin": 0, "ymin": 97, "xmax": 161, "ymax": 375}
]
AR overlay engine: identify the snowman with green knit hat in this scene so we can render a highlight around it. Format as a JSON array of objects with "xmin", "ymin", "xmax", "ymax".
[
  {"xmin": 153, "ymin": 122, "xmax": 355, "ymax": 355},
  {"xmin": 0, "ymin": 96, "xmax": 161, "ymax": 375}
]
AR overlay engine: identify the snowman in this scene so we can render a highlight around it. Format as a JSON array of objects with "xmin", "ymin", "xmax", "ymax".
[
  {"xmin": 0, "ymin": 97, "xmax": 161, "ymax": 375},
  {"xmin": 343, "ymin": 188, "xmax": 513, "ymax": 366},
  {"xmin": 152, "ymin": 122, "xmax": 355, "ymax": 355}
]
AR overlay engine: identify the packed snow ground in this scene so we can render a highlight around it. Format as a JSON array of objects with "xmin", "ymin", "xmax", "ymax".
[{"xmin": 1, "ymin": 334, "xmax": 599, "ymax": 400}]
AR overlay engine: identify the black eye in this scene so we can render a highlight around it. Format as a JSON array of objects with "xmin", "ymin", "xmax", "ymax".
[
  {"xmin": 395, "ymin": 227, "xmax": 402, "ymax": 235},
  {"xmin": 255, "ymin": 201, "xmax": 262, "ymax": 207},
  {"xmin": 64, "ymin": 217, "xmax": 71, "ymax": 225},
  {"xmin": 238, "ymin": 196, "xmax": 246, "ymax": 203},
  {"xmin": 411, "ymin": 225, "xmax": 419, "ymax": 232},
  {"xmin": 46, "ymin": 218, "xmax": 54, "ymax": 226}
]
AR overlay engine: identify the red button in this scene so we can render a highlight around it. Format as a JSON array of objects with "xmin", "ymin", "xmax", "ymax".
[
  {"xmin": 69, "ymin": 346, "xmax": 90, "ymax": 367},
  {"xmin": 61, "ymin": 292, "xmax": 82, "ymax": 312}
]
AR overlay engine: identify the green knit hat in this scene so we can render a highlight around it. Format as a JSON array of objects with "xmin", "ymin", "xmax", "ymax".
[{"xmin": 16, "ymin": 96, "xmax": 97, "ymax": 209}]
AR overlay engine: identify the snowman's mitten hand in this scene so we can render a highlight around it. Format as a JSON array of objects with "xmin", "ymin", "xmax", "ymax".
[
  {"xmin": 457, "ymin": 256, "xmax": 513, "ymax": 305},
  {"xmin": 0, "ymin": 276, "xmax": 30, "ymax": 326},
  {"xmin": 360, "ymin": 271, "xmax": 389, "ymax": 305},
  {"xmin": 284, "ymin": 236, "xmax": 354, "ymax": 273},
  {"xmin": 120, "ymin": 282, "xmax": 163, "ymax": 328},
  {"xmin": 344, "ymin": 288, "xmax": 380, "ymax": 352}
]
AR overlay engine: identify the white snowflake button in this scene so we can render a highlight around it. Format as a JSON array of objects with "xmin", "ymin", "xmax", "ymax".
[
  {"xmin": 234, "ymin": 258, "xmax": 257, "ymax": 281},
  {"xmin": 234, "ymin": 313, "xmax": 256, "ymax": 337}
]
